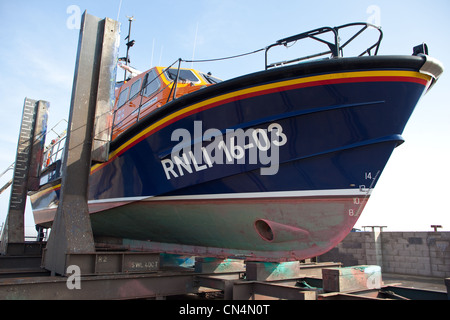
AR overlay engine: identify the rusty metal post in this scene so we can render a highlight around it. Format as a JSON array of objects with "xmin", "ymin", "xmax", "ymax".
[
  {"xmin": 1, "ymin": 98, "xmax": 48, "ymax": 256},
  {"xmin": 28, "ymin": 101, "xmax": 49, "ymax": 191},
  {"xmin": 43, "ymin": 12, "xmax": 119, "ymax": 275}
]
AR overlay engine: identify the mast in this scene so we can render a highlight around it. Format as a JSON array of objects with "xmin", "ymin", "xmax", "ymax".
[{"xmin": 123, "ymin": 16, "xmax": 135, "ymax": 81}]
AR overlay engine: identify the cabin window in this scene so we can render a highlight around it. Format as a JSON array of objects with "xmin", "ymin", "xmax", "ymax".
[
  {"xmin": 129, "ymin": 79, "xmax": 142, "ymax": 100},
  {"xmin": 165, "ymin": 69, "xmax": 200, "ymax": 83},
  {"xmin": 143, "ymin": 70, "xmax": 161, "ymax": 97},
  {"xmin": 117, "ymin": 87, "xmax": 129, "ymax": 108}
]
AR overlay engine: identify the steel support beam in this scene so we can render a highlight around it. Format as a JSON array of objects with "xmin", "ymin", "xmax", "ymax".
[
  {"xmin": 318, "ymin": 284, "xmax": 448, "ymax": 300},
  {"xmin": 0, "ymin": 260, "xmax": 447, "ymax": 300},
  {"xmin": 0, "ymin": 272, "xmax": 199, "ymax": 300},
  {"xmin": 196, "ymin": 274, "xmax": 243, "ymax": 300},
  {"xmin": 232, "ymin": 281, "xmax": 317, "ymax": 300},
  {"xmin": 63, "ymin": 252, "xmax": 160, "ymax": 275},
  {"xmin": 43, "ymin": 12, "xmax": 119, "ymax": 275},
  {"xmin": 1, "ymin": 98, "xmax": 48, "ymax": 255}
]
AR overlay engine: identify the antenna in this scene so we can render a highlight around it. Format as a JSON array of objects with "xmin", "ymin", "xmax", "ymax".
[
  {"xmin": 123, "ymin": 16, "xmax": 135, "ymax": 81},
  {"xmin": 150, "ymin": 38, "xmax": 155, "ymax": 67},
  {"xmin": 116, "ymin": 0, "xmax": 123, "ymax": 21},
  {"xmin": 191, "ymin": 22, "xmax": 199, "ymax": 69}
]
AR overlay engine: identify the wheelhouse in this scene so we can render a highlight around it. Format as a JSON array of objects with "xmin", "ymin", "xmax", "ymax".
[{"xmin": 112, "ymin": 66, "xmax": 221, "ymax": 140}]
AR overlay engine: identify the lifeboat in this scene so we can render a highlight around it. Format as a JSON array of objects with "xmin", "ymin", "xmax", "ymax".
[{"xmin": 30, "ymin": 23, "xmax": 443, "ymax": 261}]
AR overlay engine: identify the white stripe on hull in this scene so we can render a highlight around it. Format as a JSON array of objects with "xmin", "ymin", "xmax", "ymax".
[{"xmin": 85, "ymin": 188, "xmax": 372, "ymax": 205}]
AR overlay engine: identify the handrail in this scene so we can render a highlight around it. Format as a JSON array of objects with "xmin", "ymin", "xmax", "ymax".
[
  {"xmin": 167, "ymin": 59, "xmax": 183, "ymax": 103},
  {"xmin": 111, "ymin": 58, "xmax": 182, "ymax": 132},
  {"xmin": 265, "ymin": 22, "xmax": 383, "ymax": 69},
  {"xmin": 41, "ymin": 134, "xmax": 66, "ymax": 171},
  {"xmin": 0, "ymin": 162, "xmax": 15, "ymax": 180}
]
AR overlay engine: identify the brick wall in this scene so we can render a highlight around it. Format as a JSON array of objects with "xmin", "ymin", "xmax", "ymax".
[{"xmin": 318, "ymin": 231, "xmax": 450, "ymax": 278}]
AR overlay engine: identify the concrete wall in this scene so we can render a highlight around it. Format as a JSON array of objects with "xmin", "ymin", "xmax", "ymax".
[{"xmin": 318, "ymin": 231, "xmax": 450, "ymax": 278}]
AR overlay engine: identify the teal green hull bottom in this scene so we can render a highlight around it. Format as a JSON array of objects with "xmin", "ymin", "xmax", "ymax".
[{"xmin": 89, "ymin": 192, "xmax": 368, "ymax": 262}]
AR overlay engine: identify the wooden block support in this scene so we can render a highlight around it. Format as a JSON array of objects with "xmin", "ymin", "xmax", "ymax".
[
  {"xmin": 246, "ymin": 261, "xmax": 302, "ymax": 281},
  {"xmin": 194, "ymin": 257, "xmax": 245, "ymax": 273},
  {"xmin": 160, "ymin": 254, "xmax": 195, "ymax": 268},
  {"xmin": 322, "ymin": 265, "xmax": 382, "ymax": 293}
]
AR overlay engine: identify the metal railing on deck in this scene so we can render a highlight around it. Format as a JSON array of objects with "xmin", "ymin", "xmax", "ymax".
[
  {"xmin": 265, "ymin": 22, "xmax": 383, "ymax": 69},
  {"xmin": 111, "ymin": 59, "xmax": 184, "ymax": 136},
  {"xmin": 39, "ymin": 119, "xmax": 68, "ymax": 174},
  {"xmin": 42, "ymin": 134, "xmax": 66, "ymax": 170}
]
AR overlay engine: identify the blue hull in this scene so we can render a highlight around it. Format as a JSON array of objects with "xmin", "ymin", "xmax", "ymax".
[{"xmin": 90, "ymin": 63, "xmax": 427, "ymax": 200}]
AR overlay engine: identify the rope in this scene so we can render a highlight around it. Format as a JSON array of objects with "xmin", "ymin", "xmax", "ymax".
[{"xmin": 182, "ymin": 47, "xmax": 266, "ymax": 63}]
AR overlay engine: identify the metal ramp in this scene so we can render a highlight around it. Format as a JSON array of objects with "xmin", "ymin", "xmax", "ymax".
[{"xmin": 0, "ymin": 98, "xmax": 48, "ymax": 256}]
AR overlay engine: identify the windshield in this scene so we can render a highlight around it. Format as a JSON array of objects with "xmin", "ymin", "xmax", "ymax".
[{"xmin": 165, "ymin": 68, "xmax": 200, "ymax": 83}]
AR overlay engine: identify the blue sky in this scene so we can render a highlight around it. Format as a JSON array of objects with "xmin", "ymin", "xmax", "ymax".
[{"xmin": 0, "ymin": 0, "xmax": 449, "ymax": 235}]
